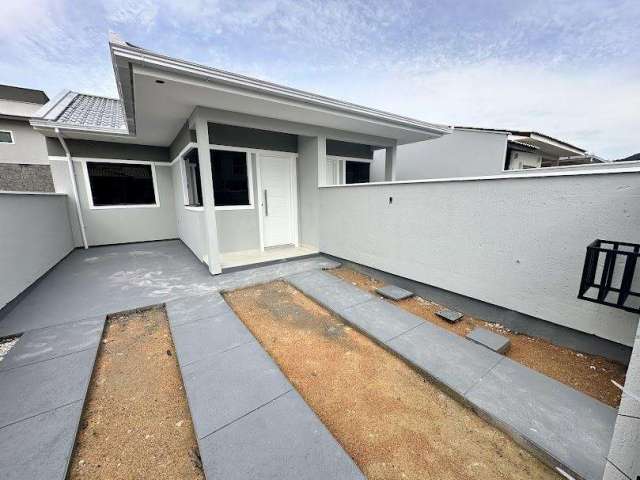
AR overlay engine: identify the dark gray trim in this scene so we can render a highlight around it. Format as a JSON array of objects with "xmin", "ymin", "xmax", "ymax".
[
  {"xmin": 326, "ymin": 139, "xmax": 373, "ymax": 159},
  {"xmin": 169, "ymin": 122, "xmax": 196, "ymax": 159},
  {"xmin": 45, "ymin": 137, "xmax": 169, "ymax": 162},
  {"xmin": 323, "ymin": 253, "xmax": 632, "ymax": 365},
  {"xmin": 208, "ymin": 123, "xmax": 298, "ymax": 153},
  {"xmin": 0, "ymin": 85, "xmax": 49, "ymax": 105}
]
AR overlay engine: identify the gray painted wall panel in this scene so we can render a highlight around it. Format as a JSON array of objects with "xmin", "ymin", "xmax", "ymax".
[
  {"xmin": 46, "ymin": 138, "xmax": 170, "ymax": 162},
  {"xmin": 0, "ymin": 192, "xmax": 74, "ymax": 310},
  {"xmin": 372, "ymin": 129, "xmax": 508, "ymax": 181},
  {"xmin": 209, "ymin": 123, "xmax": 298, "ymax": 152},
  {"xmin": 169, "ymin": 123, "xmax": 196, "ymax": 160},
  {"xmin": 326, "ymin": 139, "xmax": 373, "ymax": 159},
  {"xmin": 319, "ymin": 172, "xmax": 640, "ymax": 346},
  {"xmin": 0, "ymin": 119, "xmax": 49, "ymax": 165}
]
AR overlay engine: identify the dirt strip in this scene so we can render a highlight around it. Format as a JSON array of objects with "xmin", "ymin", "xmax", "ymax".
[
  {"xmin": 330, "ymin": 267, "xmax": 627, "ymax": 407},
  {"xmin": 225, "ymin": 281, "xmax": 560, "ymax": 480},
  {"xmin": 68, "ymin": 306, "xmax": 203, "ymax": 480}
]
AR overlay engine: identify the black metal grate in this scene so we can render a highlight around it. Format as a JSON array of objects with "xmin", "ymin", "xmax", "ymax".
[{"xmin": 578, "ymin": 239, "xmax": 640, "ymax": 314}]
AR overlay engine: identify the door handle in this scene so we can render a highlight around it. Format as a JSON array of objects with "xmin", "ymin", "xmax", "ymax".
[{"xmin": 263, "ymin": 189, "xmax": 268, "ymax": 216}]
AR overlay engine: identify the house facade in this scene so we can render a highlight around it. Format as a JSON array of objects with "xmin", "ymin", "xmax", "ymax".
[
  {"xmin": 30, "ymin": 35, "xmax": 449, "ymax": 274},
  {"xmin": 0, "ymin": 84, "xmax": 54, "ymax": 191}
]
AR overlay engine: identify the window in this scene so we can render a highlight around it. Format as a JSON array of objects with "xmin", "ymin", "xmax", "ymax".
[
  {"xmin": 86, "ymin": 162, "xmax": 156, "ymax": 207},
  {"xmin": 183, "ymin": 149, "xmax": 203, "ymax": 207},
  {"xmin": 345, "ymin": 161, "xmax": 370, "ymax": 184},
  {"xmin": 0, "ymin": 130, "xmax": 14, "ymax": 144},
  {"xmin": 211, "ymin": 149, "xmax": 251, "ymax": 207}
]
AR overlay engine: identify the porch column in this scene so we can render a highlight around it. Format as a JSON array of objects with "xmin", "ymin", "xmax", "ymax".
[
  {"xmin": 316, "ymin": 135, "xmax": 327, "ymax": 186},
  {"xmin": 193, "ymin": 116, "xmax": 222, "ymax": 274},
  {"xmin": 603, "ymin": 318, "xmax": 640, "ymax": 480},
  {"xmin": 384, "ymin": 144, "xmax": 397, "ymax": 181}
]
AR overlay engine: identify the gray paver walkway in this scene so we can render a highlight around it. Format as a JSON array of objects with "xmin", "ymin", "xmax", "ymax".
[
  {"xmin": 0, "ymin": 241, "xmax": 361, "ymax": 480},
  {"xmin": 287, "ymin": 269, "xmax": 617, "ymax": 480}
]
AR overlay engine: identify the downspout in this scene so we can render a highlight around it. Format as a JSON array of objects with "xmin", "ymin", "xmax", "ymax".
[{"xmin": 55, "ymin": 128, "xmax": 88, "ymax": 249}]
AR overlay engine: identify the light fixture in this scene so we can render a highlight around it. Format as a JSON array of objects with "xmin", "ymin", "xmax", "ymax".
[{"xmin": 155, "ymin": 79, "xmax": 165, "ymax": 84}]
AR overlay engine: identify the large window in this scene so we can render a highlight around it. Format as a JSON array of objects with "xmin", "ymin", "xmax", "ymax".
[
  {"xmin": 86, "ymin": 161, "xmax": 156, "ymax": 207},
  {"xmin": 0, "ymin": 130, "xmax": 14, "ymax": 144},
  {"xmin": 345, "ymin": 161, "xmax": 370, "ymax": 184},
  {"xmin": 211, "ymin": 149, "xmax": 251, "ymax": 207}
]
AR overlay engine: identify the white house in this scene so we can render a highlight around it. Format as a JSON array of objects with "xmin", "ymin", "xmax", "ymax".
[{"xmin": 30, "ymin": 34, "xmax": 449, "ymax": 274}]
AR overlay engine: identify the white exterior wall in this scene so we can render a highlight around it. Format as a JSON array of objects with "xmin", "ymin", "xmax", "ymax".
[
  {"xmin": 171, "ymin": 161, "xmax": 207, "ymax": 262},
  {"xmin": 0, "ymin": 119, "xmax": 49, "ymax": 165},
  {"xmin": 0, "ymin": 192, "xmax": 74, "ymax": 310},
  {"xmin": 318, "ymin": 169, "xmax": 640, "ymax": 346},
  {"xmin": 51, "ymin": 158, "xmax": 178, "ymax": 247},
  {"xmin": 372, "ymin": 129, "xmax": 508, "ymax": 181}
]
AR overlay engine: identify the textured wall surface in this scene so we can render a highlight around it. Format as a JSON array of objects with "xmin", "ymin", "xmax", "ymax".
[
  {"xmin": 0, "ymin": 164, "xmax": 54, "ymax": 192},
  {"xmin": 319, "ymin": 170, "xmax": 640, "ymax": 346},
  {"xmin": 0, "ymin": 192, "xmax": 74, "ymax": 310}
]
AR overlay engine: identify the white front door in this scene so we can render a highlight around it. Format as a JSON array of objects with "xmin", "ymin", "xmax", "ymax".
[{"xmin": 258, "ymin": 153, "xmax": 297, "ymax": 247}]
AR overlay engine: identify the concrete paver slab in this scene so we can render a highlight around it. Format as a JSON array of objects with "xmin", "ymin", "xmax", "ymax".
[
  {"xmin": 340, "ymin": 298, "xmax": 423, "ymax": 342},
  {"xmin": 386, "ymin": 321, "xmax": 503, "ymax": 396},
  {"xmin": 375, "ymin": 284, "xmax": 414, "ymax": 301},
  {"xmin": 466, "ymin": 357, "xmax": 617, "ymax": 480},
  {"xmin": 436, "ymin": 308, "xmax": 463, "ymax": 323},
  {"xmin": 170, "ymin": 311, "xmax": 255, "ymax": 367},
  {"xmin": 199, "ymin": 389, "xmax": 365, "ymax": 480},
  {"xmin": 466, "ymin": 327, "xmax": 511, "ymax": 354},
  {"xmin": 0, "ymin": 401, "xmax": 82, "ymax": 480},
  {"xmin": 0, "ymin": 316, "xmax": 104, "ymax": 371},
  {"xmin": 165, "ymin": 292, "xmax": 231, "ymax": 327},
  {"xmin": 287, "ymin": 270, "xmax": 374, "ymax": 313},
  {"xmin": 0, "ymin": 348, "xmax": 96, "ymax": 427},
  {"xmin": 182, "ymin": 341, "xmax": 291, "ymax": 439}
]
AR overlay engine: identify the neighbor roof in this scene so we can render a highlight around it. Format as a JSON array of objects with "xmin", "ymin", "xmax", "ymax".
[
  {"xmin": 0, "ymin": 84, "xmax": 49, "ymax": 105},
  {"xmin": 455, "ymin": 126, "xmax": 586, "ymax": 153}
]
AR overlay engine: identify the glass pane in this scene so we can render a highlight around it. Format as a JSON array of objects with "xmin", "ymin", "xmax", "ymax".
[
  {"xmin": 87, "ymin": 162, "xmax": 155, "ymax": 206},
  {"xmin": 211, "ymin": 150, "xmax": 250, "ymax": 206},
  {"xmin": 0, "ymin": 131, "xmax": 13, "ymax": 143},
  {"xmin": 345, "ymin": 161, "xmax": 370, "ymax": 184},
  {"xmin": 184, "ymin": 149, "xmax": 202, "ymax": 206}
]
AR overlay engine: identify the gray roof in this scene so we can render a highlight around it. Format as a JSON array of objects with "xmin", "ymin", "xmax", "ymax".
[
  {"xmin": 56, "ymin": 94, "xmax": 126, "ymax": 130},
  {"xmin": 0, "ymin": 84, "xmax": 49, "ymax": 104}
]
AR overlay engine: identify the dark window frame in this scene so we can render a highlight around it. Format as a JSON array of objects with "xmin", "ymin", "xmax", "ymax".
[
  {"xmin": 211, "ymin": 149, "xmax": 253, "ymax": 209},
  {"xmin": 85, "ymin": 160, "xmax": 158, "ymax": 208}
]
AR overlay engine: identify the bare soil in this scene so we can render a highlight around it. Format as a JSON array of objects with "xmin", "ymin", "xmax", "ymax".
[
  {"xmin": 225, "ymin": 281, "xmax": 560, "ymax": 480},
  {"xmin": 68, "ymin": 307, "xmax": 204, "ymax": 480},
  {"xmin": 330, "ymin": 267, "xmax": 627, "ymax": 407}
]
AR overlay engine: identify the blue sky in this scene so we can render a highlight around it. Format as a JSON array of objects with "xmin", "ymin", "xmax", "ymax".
[{"xmin": 1, "ymin": 0, "xmax": 639, "ymax": 158}]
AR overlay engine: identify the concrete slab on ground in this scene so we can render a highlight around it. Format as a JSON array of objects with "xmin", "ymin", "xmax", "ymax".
[
  {"xmin": 198, "ymin": 389, "xmax": 365, "ymax": 480},
  {"xmin": 165, "ymin": 292, "xmax": 231, "ymax": 327},
  {"xmin": 182, "ymin": 341, "xmax": 292, "ymax": 439},
  {"xmin": 0, "ymin": 316, "xmax": 104, "ymax": 371},
  {"xmin": 375, "ymin": 284, "xmax": 414, "ymax": 301},
  {"xmin": 287, "ymin": 270, "xmax": 375, "ymax": 314},
  {"xmin": 0, "ymin": 348, "xmax": 96, "ymax": 427},
  {"xmin": 436, "ymin": 308, "xmax": 463, "ymax": 323},
  {"xmin": 340, "ymin": 298, "xmax": 423, "ymax": 342},
  {"xmin": 386, "ymin": 322, "xmax": 503, "ymax": 396},
  {"xmin": 0, "ymin": 401, "xmax": 82, "ymax": 480},
  {"xmin": 466, "ymin": 357, "xmax": 617, "ymax": 480},
  {"xmin": 170, "ymin": 311, "xmax": 255, "ymax": 367},
  {"xmin": 466, "ymin": 327, "xmax": 511, "ymax": 354}
]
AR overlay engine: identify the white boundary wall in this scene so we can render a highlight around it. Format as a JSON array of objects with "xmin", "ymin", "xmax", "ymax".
[
  {"xmin": 319, "ymin": 168, "xmax": 640, "ymax": 346},
  {"xmin": 0, "ymin": 192, "xmax": 74, "ymax": 310}
]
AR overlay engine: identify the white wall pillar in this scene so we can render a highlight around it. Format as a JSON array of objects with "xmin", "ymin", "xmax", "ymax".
[
  {"xmin": 193, "ymin": 116, "xmax": 222, "ymax": 274},
  {"xmin": 385, "ymin": 144, "xmax": 397, "ymax": 181},
  {"xmin": 316, "ymin": 135, "xmax": 327, "ymax": 186},
  {"xmin": 603, "ymin": 318, "xmax": 640, "ymax": 480}
]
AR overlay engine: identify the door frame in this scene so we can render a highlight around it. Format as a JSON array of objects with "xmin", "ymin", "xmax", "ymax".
[{"xmin": 256, "ymin": 152, "xmax": 299, "ymax": 251}]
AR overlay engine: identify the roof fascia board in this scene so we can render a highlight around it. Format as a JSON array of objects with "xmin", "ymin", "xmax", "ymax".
[
  {"xmin": 111, "ymin": 43, "xmax": 450, "ymax": 137},
  {"xmin": 454, "ymin": 127, "xmax": 509, "ymax": 136},
  {"xmin": 30, "ymin": 122, "xmax": 130, "ymax": 136}
]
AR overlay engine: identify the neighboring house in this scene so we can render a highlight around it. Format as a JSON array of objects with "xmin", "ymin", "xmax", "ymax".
[
  {"xmin": 616, "ymin": 152, "xmax": 640, "ymax": 162},
  {"xmin": 30, "ymin": 34, "xmax": 449, "ymax": 273},
  {"xmin": 0, "ymin": 84, "xmax": 54, "ymax": 191},
  {"xmin": 372, "ymin": 126, "xmax": 599, "ymax": 181}
]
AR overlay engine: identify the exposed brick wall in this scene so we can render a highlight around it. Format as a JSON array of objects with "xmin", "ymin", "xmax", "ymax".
[{"xmin": 0, "ymin": 163, "xmax": 54, "ymax": 192}]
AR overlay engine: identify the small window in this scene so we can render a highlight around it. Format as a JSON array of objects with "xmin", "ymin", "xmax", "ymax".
[
  {"xmin": 86, "ymin": 162, "xmax": 156, "ymax": 207},
  {"xmin": 345, "ymin": 161, "xmax": 370, "ymax": 184},
  {"xmin": 184, "ymin": 149, "xmax": 203, "ymax": 207},
  {"xmin": 211, "ymin": 149, "xmax": 251, "ymax": 207},
  {"xmin": 0, "ymin": 130, "xmax": 14, "ymax": 144}
]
